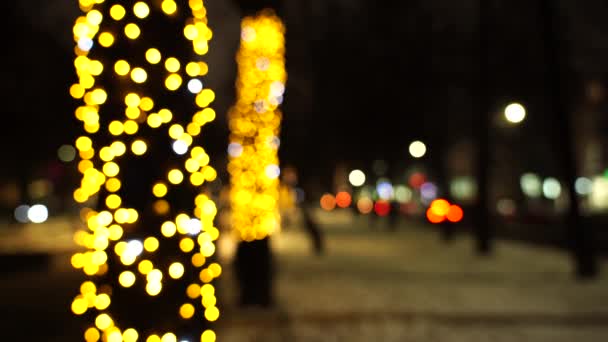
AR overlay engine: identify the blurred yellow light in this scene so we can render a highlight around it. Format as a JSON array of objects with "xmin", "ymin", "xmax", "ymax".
[
  {"xmin": 94, "ymin": 293, "xmax": 111, "ymax": 310},
  {"xmin": 204, "ymin": 306, "xmax": 219, "ymax": 322},
  {"xmin": 133, "ymin": 2, "xmax": 150, "ymax": 19},
  {"xmin": 70, "ymin": 84, "xmax": 86, "ymax": 99},
  {"xmin": 161, "ymin": 0, "xmax": 177, "ymax": 15},
  {"xmin": 146, "ymin": 281, "xmax": 162, "ymax": 296},
  {"xmin": 165, "ymin": 74, "xmax": 182, "ymax": 91},
  {"xmin": 147, "ymin": 335, "xmax": 161, "ymax": 342},
  {"xmin": 107, "ymin": 329, "xmax": 122, "ymax": 342},
  {"xmin": 131, "ymin": 140, "xmax": 147, "ymax": 155},
  {"xmin": 125, "ymin": 107, "xmax": 141, "ymax": 119},
  {"xmin": 201, "ymin": 330, "xmax": 216, "ymax": 342},
  {"xmin": 76, "ymin": 136, "xmax": 93, "ymax": 151},
  {"xmin": 161, "ymin": 221, "xmax": 177, "ymax": 237},
  {"xmin": 161, "ymin": 333, "xmax": 177, "ymax": 342},
  {"xmin": 165, "ymin": 57, "xmax": 181, "ymax": 72},
  {"xmin": 110, "ymin": 5, "xmax": 126, "ymax": 20},
  {"xmin": 99, "ymin": 147, "xmax": 115, "ymax": 162},
  {"xmin": 168, "ymin": 262, "xmax": 185, "ymax": 279},
  {"xmin": 108, "ymin": 224, "xmax": 124, "ymax": 240},
  {"xmin": 138, "ymin": 260, "xmax": 153, "ymax": 274},
  {"xmin": 201, "ymin": 294, "xmax": 216, "ymax": 308},
  {"xmin": 185, "ymin": 62, "xmax": 200, "ymax": 77},
  {"xmin": 179, "ymin": 303, "xmax": 195, "ymax": 319},
  {"xmin": 153, "ymin": 183, "xmax": 168, "ymax": 197},
  {"xmin": 209, "ymin": 263, "xmax": 222, "ymax": 277},
  {"xmin": 147, "ymin": 114, "xmax": 162, "ymax": 128},
  {"xmin": 184, "ymin": 25, "xmax": 198, "ymax": 40},
  {"xmin": 98, "ymin": 32, "xmax": 114, "ymax": 47},
  {"xmin": 139, "ymin": 97, "xmax": 154, "ymax": 111},
  {"xmin": 105, "ymin": 176, "xmax": 121, "ymax": 192},
  {"xmin": 123, "ymin": 328, "xmax": 139, "ymax": 342},
  {"xmin": 186, "ymin": 284, "xmax": 201, "ymax": 299},
  {"xmin": 103, "ymin": 162, "xmax": 120, "ymax": 177},
  {"xmin": 119, "ymin": 271, "xmax": 136, "ymax": 288},
  {"xmin": 124, "ymin": 120, "xmax": 139, "ymax": 135},
  {"xmin": 114, "ymin": 60, "xmax": 130, "ymax": 76},
  {"xmin": 191, "ymin": 253, "xmax": 205, "ymax": 267},
  {"xmin": 195, "ymin": 89, "xmax": 215, "ymax": 108},
  {"xmin": 90, "ymin": 89, "xmax": 107, "ymax": 104},
  {"xmin": 72, "ymin": 298, "xmax": 88, "ymax": 315},
  {"xmin": 86, "ymin": 10, "xmax": 103, "ymax": 26},
  {"xmin": 168, "ymin": 124, "xmax": 184, "ymax": 139},
  {"xmin": 145, "ymin": 48, "xmax": 162, "ymax": 64},
  {"xmin": 179, "ymin": 238, "xmax": 194, "ymax": 253},
  {"xmin": 84, "ymin": 327, "xmax": 100, "ymax": 342},
  {"xmin": 105, "ymin": 194, "xmax": 122, "ymax": 209},
  {"xmin": 108, "ymin": 121, "xmax": 124, "ymax": 136},
  {"xmin": 125, "ymin": 93, "xmax": 141, "ymax": 107},
  {"xmin": 201, "ymin": 284, "xmax": 215, "ymax": 296},
  {"xmin": 95, "ymin": 313, "xmax": 113, "ymax": 330},
  {"xmin": 125, "ymin": 23, "xmax": 141, "ymax": 39},
  {"xmin": 198, "ymin": 62, "xmax": 209, "ymax": 75},
  {"xmin": 144, "ymin": 237, "xmax": 159, "ymax": 252},
  {"xmin": 131, "ymin": 67, "xmax": 148, "ymax": 83},
  {"xmin": 168, "ymin": 169, "xmax": 184, "ymax": 184},
  {"xmin": 159, "ymin": 108, "xmax": 173, "ymax": 123},
  {"xmin": 111, "ymin": 141, "xmax": 127, "ymax": 156}
]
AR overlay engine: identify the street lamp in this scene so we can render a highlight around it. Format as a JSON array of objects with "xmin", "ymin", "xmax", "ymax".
[
  {"xmin": 409, "ymin": 140, "xmax": 427, "ymax": 158},
  {"xmin": 504, "ymin": 102, "xmax": 526, "ymax": 124},
  {"xmin": 348, "ymin": 169, "xmax": 366, "ymax": 187}
]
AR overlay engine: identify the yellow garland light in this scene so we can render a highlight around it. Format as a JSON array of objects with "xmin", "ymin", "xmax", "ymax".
[
  {"xmin": 228, "ymin": 11, "xmax": 286, "ymax": 242},
  {"xmin": 70, "ymin": 1, "xmax": 220, "ymax": 340}
]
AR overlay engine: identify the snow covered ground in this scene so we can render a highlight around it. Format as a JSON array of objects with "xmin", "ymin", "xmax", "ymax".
[{"xmin": 216, "ymin": 210, "xmax": 608, "ymax": 341}]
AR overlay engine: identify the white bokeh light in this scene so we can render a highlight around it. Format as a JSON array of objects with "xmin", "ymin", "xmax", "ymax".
[
  {"xmin": 27, "ymin": 204, "xmax": 48, "ymax": 224},
  {"xmin": 409, "ymin": 140, "xmax": 427, "ymax": 158},
  {"xmin": 187, "ymin": 79, "xmax": 203, "ymax": 94},
  {"xmin": 348, "ymin": 169, "xmax": 366, "ymax": 187},
  {"xmin": 265, "ymin": 164, "xmax": 280, "ymax": 179},
  {"xmin": 172, "ymin": 140, "xmax": 188, "ymax": 155},
  {"xmin": 543, "ymin": 177, "xmax": 561, "ymax": 199},
  {"xmin": 504, "ymin": 102, "xmax": 526, "ymax": 124}
]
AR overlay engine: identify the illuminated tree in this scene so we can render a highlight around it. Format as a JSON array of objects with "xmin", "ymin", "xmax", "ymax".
[
  {"xmin": 69, "ymin": 1, "xmax": 221, "ymax": 341},
  {"xmin": 228, "ymin": 9, "xmax": 286, "ymax": 306}
]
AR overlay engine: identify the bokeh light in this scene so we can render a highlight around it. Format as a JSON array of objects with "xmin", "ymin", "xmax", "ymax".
[
  {"xmin": 504, "ymin": 102, "xmax": 526, "ymax": 124},
  {"xmin": 27, "ymin": 204, "xmax": 49, "ymax": 223},
  {"xmin": 335, "ymin": 191, "xmax": 352, "ymax": 208},
  {"xmin": 374, "ymin": 200, "xmax": 391, "ymax": 216},
  {"xmin": 228, "ymin": 12, "xmax": 286, "ymax": 241},
  {"xmin": 409, "ymin": 140, "xmax": 427, "ymax": 158},
  {"xmin": 543, "ymin": 177, "xmax": 562, "ymax": 200},
  {"xmin": 320, "ymin": 193, "xmax": 336, "ymax": 211},
  {"xmin": 69, "ymin": 0, "xmax": 221, "ymax": 338},
  {"xmin": 348, "ymin": 169, "xmax": 366, "ymax": 187}
]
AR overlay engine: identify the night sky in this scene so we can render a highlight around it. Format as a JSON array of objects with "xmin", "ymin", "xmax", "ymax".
[{"xmin": 2, "ymin": 0, "xmax": 608, "ymax": 188}]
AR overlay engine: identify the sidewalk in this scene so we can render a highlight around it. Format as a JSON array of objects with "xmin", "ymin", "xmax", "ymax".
[
  {"xmin": 216, "ymin": 210, "xmax": 608, "ymax": 341},
  {"xmin": 1, "ymin": 212, "xmax": 608, "ymax": 341}
]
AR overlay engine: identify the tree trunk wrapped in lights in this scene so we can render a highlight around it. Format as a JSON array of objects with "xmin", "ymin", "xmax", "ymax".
[
  {"xmin": 228, "ymin": 10, "xmax": 286, "ymax": 307},
  {"xmin": 69, "ymin": 1, "xmax": 221, "ymax": 341}
]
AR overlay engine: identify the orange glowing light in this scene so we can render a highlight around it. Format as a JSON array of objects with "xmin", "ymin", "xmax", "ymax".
[
  {"xmin": 320, "ymin": 193, "xmax": 336, "ymax": 211},
  {"xmin": 426, "ymin": 207, "xmax": 445, "ymax": 223},
  {"xmin": 335, "ymin": 191, "xmax": 352, "ymax": 208},
  {"xmin": 430, "ymin": 199, "xmax": 450, "ymax": 217},
  {"xmin": 357, "ymin": 198, "xmax": 374, "ymax": 214},
  {"xmin": 374, "ymin": 200, "xmax": 391, "ymax": 216},
  {"xmin": 446, "ymin": 204, "xmax": 464, "ymax": 223}
]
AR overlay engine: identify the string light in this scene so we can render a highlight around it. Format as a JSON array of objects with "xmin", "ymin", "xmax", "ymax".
[
  {"xmin": 228, "ymin": 10, "xmax": 286, "ymax": 241},
  {"xmin": 70, "ymin": 1, "xmax": 220, "ymax": 340}
]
